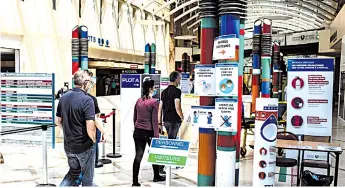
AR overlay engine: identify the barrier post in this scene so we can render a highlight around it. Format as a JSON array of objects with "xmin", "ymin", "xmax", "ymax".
[
  {"xmin": 106, "ymin": 108, "xmax": 122, "ymax": 158},
  {"xmin": 166, "ymin": 165, "xmax": 171, "ymax": 187},
  {"xmin": 37, "ymin": 125, "xmax": 56, "ymax": 187},
  {"xmin": 98, "ymin": 114, "xmax": 112, "ymax": 164}
]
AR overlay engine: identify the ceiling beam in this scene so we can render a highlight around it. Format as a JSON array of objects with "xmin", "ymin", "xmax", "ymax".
[
  {"xmin": 174, "ymin": 6, "xmax": 199, "ymax": 22},
  {"xmin": 181, "ymin": 13, "xmax": 199, "ymax": 26},
  {"xmin": 164, "ymin": 0, "xmax": 198, "ymax": 19},
  {"xmin": 247, "ymin": 4, "xmax": 328, "ymax": 24}
]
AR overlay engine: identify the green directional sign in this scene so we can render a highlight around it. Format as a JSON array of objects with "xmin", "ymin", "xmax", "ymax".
[
  {"xmin": 148, "ymin": 153, "xmax": 187, "ymax": 166},
  {"xmin": 148, "ymin": 138, "xmax": 190, "ymax": 167}
]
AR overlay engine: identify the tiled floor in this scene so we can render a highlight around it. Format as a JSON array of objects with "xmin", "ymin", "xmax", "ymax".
[{"xmin": 1, "ymin": 100, "xmax": 345, "ymax": 186}]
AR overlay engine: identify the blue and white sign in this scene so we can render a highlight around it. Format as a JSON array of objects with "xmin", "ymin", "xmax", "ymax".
[
  {"xmin": 120, "ymin": 74, "xmax": 141, "ymax": 88},
  {"xmin": 216, "ymin": 63, "xmax": 238, "ymax": 96},
  {"xmin": 188, "ymin": 106, "xmax": 215, "ymax": 128},
  {"xmin": 181, "ymin": 73, "xmax": 190, "ymax": 94},
  {"xmin": 148, "ymin": 138, "xmax": 190, "ymax": 166},
  {"xmin": 287, "ymin": 58, "xmax": 334, "ymax": 72},
  {"xmin": 287, "ymin": 58, "xmax": 334, "ymax": 161},
  {"xmin": 215, "ymin": 98, "xmax": 238, "ymax": 132},
  {"xmin": 194, "ymin": 64, "xmax": 216, "ymax": 96}
]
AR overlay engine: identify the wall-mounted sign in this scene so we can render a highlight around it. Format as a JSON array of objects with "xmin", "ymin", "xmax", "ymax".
[
  {"xmin": 121, "ymin": 69, "xmax": 144, "ymax": 74},
  {"xmin": 215, "ymin": 98, "xmax": 238, "ymax": 132},
  {"xmin": 88, "ymin": 36, "xmax": 110, "ymax": 47},
  {"xmin": 215, "ymin": 63, "xmax": 238, "ymax": 96},
  {"xmin": 285, "ymin": 30, "xmax": 318, "ymax": 46}
]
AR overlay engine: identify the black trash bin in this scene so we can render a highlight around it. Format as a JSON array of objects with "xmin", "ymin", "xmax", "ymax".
[{"xmin": 301, "ymin": 170, "xmax": 333, "ymax": 186}]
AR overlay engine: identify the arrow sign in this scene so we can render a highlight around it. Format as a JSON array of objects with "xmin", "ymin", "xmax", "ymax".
[{"xmin": 213, "ymin": 35, "xmax": 239, "ymax": 61}]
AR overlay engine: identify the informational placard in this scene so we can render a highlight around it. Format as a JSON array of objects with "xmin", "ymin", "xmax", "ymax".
[
  {"xmin": 120, "ymin": 74, "xmax": 141, "ymax": 154},
  {"xmin": 215, "ymin": 63, "xmax": 238, "ymax": 96},
  {"xmin": 287, "ymin": 58, "xmax": 334, "ymax": 136},
  {"xmin": 148, "ymin": 138, "xmax": 190, "ymax": 166},
  {"xmin": 194, "ymin": 64, "xmax": 216, "ymax": 96},
  {"xmin": 213, "ymin": 35, "xmax": 239, "ymax": 61},
  {"xmin": 189, "ymin": 106, "xmax": 215, "ymax": 128},
  {"xmin": 0, "ymin": 73, "xmax": 55, "ymax": 148},
  {"xmin": 215, "ymin": 98, "xmax": 238, "ymax": 132},
  {"xmin": 286, "ymin": 58, "xmax": 334, "ymax": 161},
  {"xmin": 160, "ymin": 77, "xmax": 169, "ymax": 92},
  {"xmin": 141, "ymin": 74, "xmax": 161, "ymax": 100},
  {"xmin": 252, "ymin": 98, "xmax": 278, "ymax": 187},
  {"xmin": 181, "ymin": 73, "xmax": 190, "ymax": 94}
]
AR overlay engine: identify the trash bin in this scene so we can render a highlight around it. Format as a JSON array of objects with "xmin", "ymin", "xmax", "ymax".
[{"xmin": 301, "ymin": 170, "xmax": 333, "ymax": 186}]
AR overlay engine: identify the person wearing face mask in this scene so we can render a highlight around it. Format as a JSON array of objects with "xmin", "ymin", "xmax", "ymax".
[
  {"xmin": 56, "ymin": 70, "xmax": 97, "ymax": 186},
  {"xmin": 158, "ymin": 71, "xmax": 183, "ymax": 139},
  {"xmin": 132, "ymin": 80, "xmax": 165, "ymax": 186}
]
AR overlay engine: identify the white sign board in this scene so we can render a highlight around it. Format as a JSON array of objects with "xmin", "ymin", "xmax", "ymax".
[
  {"xmin": 215, "ymin": 98, "xmax": 238, "ymax": 132},
  {"xmin": 286, "ymin": 58, "xmax": 334, "ymax": 161},
  {"xmin": 213, "ymin": 35, "xmax": 239, "ymax": 60},
  {"xmin": 189, "ymin": 106, "xmax": 215, "ymax": 128},
  {"xmin": 1, "ymin": 73, "xmax": 55, "ymax": 148},
  {"xmin": 194, "ymin": 64, "xmax": 216, "ymax": 96},
  {"xmin": 215, "ymin": 63, "xmax": 238, "ymax": 96},
  {"xmin": 252, "ymin": 98, "xmax": 278, "ymax": 187}
]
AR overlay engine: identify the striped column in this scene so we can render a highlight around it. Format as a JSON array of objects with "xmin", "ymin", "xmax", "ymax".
[
  {"xmin": 72, "ymin": 26, "xmax": 80, "ymax": 86},
  {"xmin": 235, "ymin": 18, "xmax": 245, "ymax": 186},
  {"xmin": 79, "ymin": 26, "xmax": 89, "ymax": 70},
  {"xmin": 251, "ymin": 20, "xmax": 262, "ymax": 112},
  {"xmin": 197, "ymin": 17, "xmax": 217, "ymax": 187},
  {"xmin": 215, "ymin": 14, "xmax": 239, "ymax": 187},
  {"xmin": 144, "ymin": 43, "xmax": 151, "ymax": 74},
  {"xmin": 151, "ymin": 43, "xmax": 156, "ymax": 74},
  {"xmin": 260, "ymin": 20, "xmax": 272, "ymax": 98},
  {"xmin": 272, "ymin": 43, "xmax": 280, "ymax": 98}
]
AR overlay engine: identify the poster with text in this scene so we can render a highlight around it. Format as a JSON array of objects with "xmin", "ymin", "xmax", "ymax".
[
  {"xmin": 215, "ymin": 98, "xmax": 238, "ymax": 132},
  {"xmin": 141, "ymin": 74, "xmax": 161, "ymax": 100},
  {"xmin": 194, "ymin": 64, "xmax": 216, "ymax": 96},
  {"xmin": 286, "ymin": 58, "xmax": 334, "ymax": 161},
  {"xmin": 189, "ymin": 106, "xmax": 215, "ymax": 128},
  {"xmin": 181, "ymin": 73, "xmax": 190, "ymax": 94},
  {"xmin": 216, "ymin": 63, "xmax": 238, "ymax": 96}
]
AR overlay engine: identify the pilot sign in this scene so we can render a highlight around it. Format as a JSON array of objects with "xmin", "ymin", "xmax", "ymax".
[{"xmin": 121, "ymin": 74, "xmax": 141, "ymax": 88}]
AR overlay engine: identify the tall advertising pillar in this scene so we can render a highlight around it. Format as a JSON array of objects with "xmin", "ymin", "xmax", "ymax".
[
  {"xmin": 252, "ymin": 98, "xmax": 278, "ymax": 186},
  {"xmin": 251, "ymin": 20, "xmax": 262, "ymax": 112},
  {"xmin": 272, "ymin": 43, "xmax": 280, "ymax": 98},
  {"xmin": 215, "ymin": 14, "xmax": 240, "ymax": 187},
  {"xmin": 79, "ymin": 26, "xmax": 89, "ymax": 70},
  {"xmin": 151, "ymin": 43, "xmax": 156, "ymax": 74},
  {"xmin": 144, "ymin": 44, "xmax": 151, "ymax": 74},
  {"xmin": 260, "ymin": 20, "xmax": 272, "ymax": 98},
  {"xmin": 72, "ymin": 26, "xmax": 80, "ymax": 86},
  {"xmin": 236, "ymin": 17, "xmax": 245, "ymax": 186},
  {"xmin": 198, "ymin": 0, "xmax": 217, "ymax": 186}
]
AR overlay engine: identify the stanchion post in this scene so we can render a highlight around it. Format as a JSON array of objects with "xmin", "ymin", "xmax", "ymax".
[
  {"xmin": 37, "ymin": 125, "xmax": 56, "ymax": 187},
  {"xmin": 166, "ymin": 166, "xmax": 171, "ymax": 187},
  {"xmin": 98, "ymin": 114, "xmax": 112, "ymax": 164},
  {"xmin": 106, "ymin": 108, "xmax": 122, "ymax": 158}
]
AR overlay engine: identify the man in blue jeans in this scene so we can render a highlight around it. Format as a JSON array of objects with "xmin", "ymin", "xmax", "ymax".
[
  {"xmin": 158, "ymin": 71, "xmax": 183, "ymax": 173},
  {"xmin": 56, "ymin": 70, "xmax": 97, "ymax": 187}
]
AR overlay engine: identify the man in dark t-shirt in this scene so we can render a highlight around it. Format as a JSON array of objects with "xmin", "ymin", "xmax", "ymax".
[
  {"xmin": 158, "ymin": 71, "xmax": 183, "ymax": 139},
  {"xmin": 56, "ymin": 70, "xmax": 96, "ymax": 186}
]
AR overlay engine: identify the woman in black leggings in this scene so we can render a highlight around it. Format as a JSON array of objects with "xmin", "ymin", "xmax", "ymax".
[{"xmin": 132, "ymin": 80, "xmax": 165, "ymax": 186}]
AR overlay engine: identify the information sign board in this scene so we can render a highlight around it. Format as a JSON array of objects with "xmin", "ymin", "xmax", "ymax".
[
  {"xmin": 0, "ymin": 73, "xmax": 55, "ymax": 147},
  {"xmin": 148, "ymin": 138, "xmax": 190, "ymax": 166}
]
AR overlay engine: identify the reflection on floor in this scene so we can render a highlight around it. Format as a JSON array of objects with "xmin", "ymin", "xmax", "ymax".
[{"xmin": 2, "ymin": 108, "xmax": 345, "ymax": 186}]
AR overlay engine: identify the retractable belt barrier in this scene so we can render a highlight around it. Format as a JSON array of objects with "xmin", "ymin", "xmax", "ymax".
[
  {"xmin": 100, "ymin": 108, "xmax": 122, "ymax": 159},
  {"xmin": 1, "ymin": 125, "xmax": 57, "ymax": 187}
]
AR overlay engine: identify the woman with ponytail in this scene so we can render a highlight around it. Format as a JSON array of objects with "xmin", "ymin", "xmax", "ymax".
[{"xmin": 132, "ymin": 80, "xmax": 165, "ymax": 186}]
